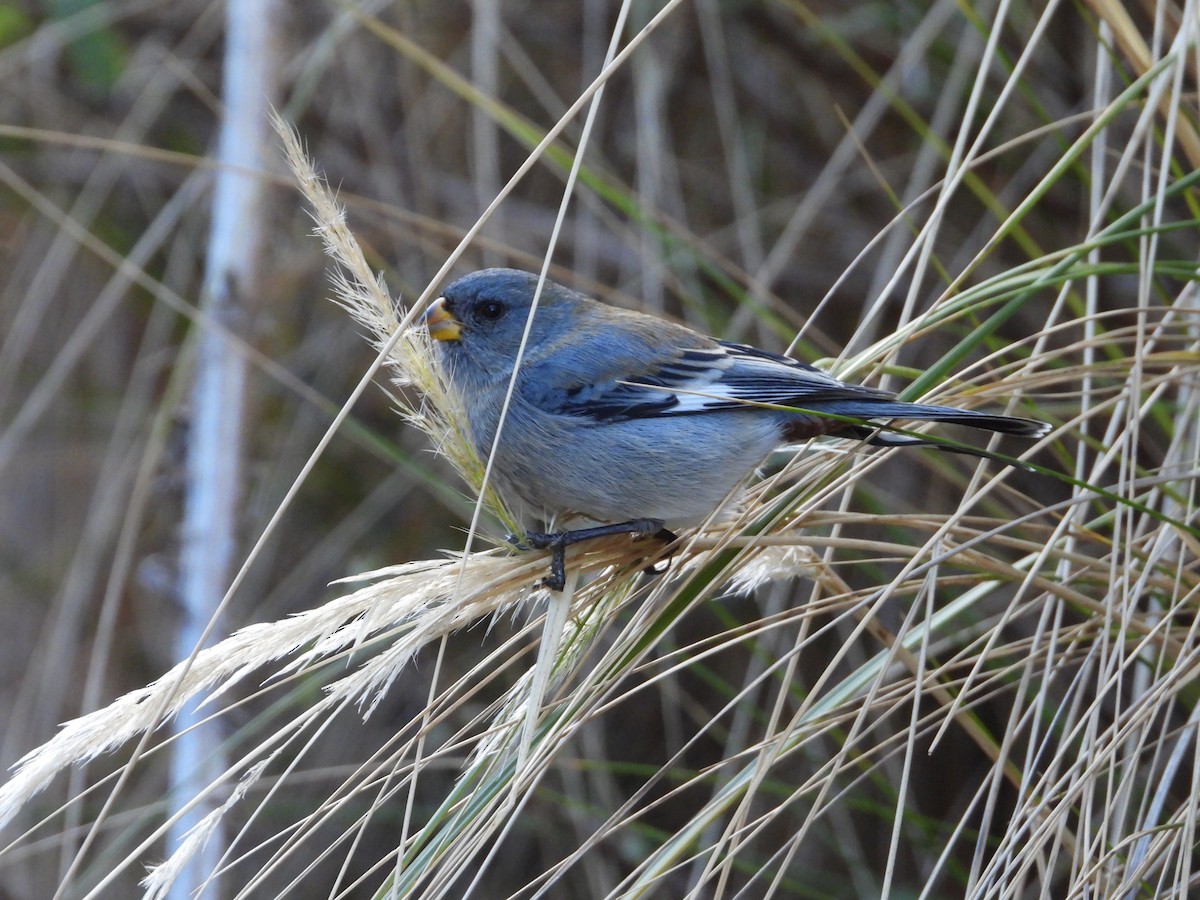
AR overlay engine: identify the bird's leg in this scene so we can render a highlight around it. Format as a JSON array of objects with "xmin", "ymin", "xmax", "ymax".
[{"xmin": 509, "ymin": 519, "xmax": 676, "ymax": 591}]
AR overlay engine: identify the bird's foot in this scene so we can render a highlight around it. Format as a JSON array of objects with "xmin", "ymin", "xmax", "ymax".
[{"xmin": 511, "ymin": 519, "xmax": 675, "ymax": 591}]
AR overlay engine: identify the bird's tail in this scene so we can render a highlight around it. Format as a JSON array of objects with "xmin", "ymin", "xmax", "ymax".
[{"xmin": 806, "ymin": 400, "xmax": 1050, "ymax": 466}]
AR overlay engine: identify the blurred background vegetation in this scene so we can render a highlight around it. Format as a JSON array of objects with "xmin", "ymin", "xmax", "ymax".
[{"xmin": 1, "ymin": 0, "xmax": 1197, "ymax": 897}]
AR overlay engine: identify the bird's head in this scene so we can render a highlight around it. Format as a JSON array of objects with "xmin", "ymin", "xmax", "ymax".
[{"xmin": 424, "ymin": 268, "xmax": 585, "ymax": 387}]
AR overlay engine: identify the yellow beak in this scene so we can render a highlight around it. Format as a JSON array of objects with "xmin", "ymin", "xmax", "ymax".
[{"xmin": 423, "ymin": 297, "xmax": 462, "ymax": 341}]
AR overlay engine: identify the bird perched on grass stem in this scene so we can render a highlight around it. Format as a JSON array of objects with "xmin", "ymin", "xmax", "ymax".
[{"xmin": 424, "ymin": 268, "xmax": 1049, "ymax": 590}]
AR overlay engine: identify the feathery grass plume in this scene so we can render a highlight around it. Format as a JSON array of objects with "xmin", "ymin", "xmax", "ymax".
[
  {"xmin": 140, "ymin": 761, "xmax": 266, "ymax": 900},
  {"xmin": 272, "ymin": 111, "xmax": 513, "ymax": 529},
  {"xmin": 0, "ymin": 552, "xmax": 540, "ymax": 830}
]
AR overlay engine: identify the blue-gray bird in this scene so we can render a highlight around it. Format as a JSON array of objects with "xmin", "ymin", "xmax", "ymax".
[{"xmin": 424, "ymin": 268, "xmax": 1048, "ymax": 589}]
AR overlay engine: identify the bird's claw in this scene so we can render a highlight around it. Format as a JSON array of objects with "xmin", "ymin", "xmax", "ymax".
[
  {"xmin": 641, "ymin": 529, "xmax": 679, "ymax": 578},
  {"xmin": 504, "ymin": 532, "xmax": 532, "ymax": 551}
]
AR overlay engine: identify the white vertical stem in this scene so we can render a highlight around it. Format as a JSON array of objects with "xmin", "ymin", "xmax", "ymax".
[{"xmin": 169, "ymin": 2, "xmax": 279, "ymax": 896}]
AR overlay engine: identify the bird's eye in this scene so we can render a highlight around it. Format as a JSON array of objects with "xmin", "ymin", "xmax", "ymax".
[{"xmin": 477, "ymin": 299, "xmax": 506, "ymax": 321}]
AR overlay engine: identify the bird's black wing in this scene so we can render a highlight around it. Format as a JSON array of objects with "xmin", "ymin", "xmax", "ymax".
[{"xmin": 543, "ymin": 341, "xmax": 888, "ymax": 423}]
